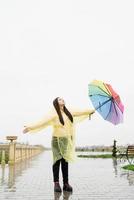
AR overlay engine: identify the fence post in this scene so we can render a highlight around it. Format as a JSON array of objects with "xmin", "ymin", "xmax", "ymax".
[
  {"xmin": 6, "ymin": 136, "xmax": 17, "ymax": 165},
  {"xmin": 1, "ymin": 150, "xmax": 6, "ymax": 166}
]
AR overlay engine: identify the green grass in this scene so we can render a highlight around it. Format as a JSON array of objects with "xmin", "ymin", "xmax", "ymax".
[
  {"xmin": 77, "ymin": 154, "xmax": 113, "ymax": 158},
  {"xmin": 122, "ymin": 165, "xmax": 134, "ymax": 171}
]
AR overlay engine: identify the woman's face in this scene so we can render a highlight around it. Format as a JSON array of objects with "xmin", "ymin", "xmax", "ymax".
[{"xmin": 58, "ymin": 97, "xmax": 65, "ymax": 106}]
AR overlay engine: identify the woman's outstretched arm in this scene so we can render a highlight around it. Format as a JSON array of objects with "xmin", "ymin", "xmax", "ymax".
[
  {"xmin": 70, "ymin": 108, "xmax": 95, "ymax": 124},
  {"xmin": 72, "ymin": 109, "xmax": 95, "ymax": 117},
  {"xmin": 23, "ymin": 110, "xmax": 55, "ymax": 134}
]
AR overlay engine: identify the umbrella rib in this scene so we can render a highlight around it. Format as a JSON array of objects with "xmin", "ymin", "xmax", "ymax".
[
  {"xmin": 113, "ymin": 101, "xmax": 118, "ymax": 117},
  {"xmin": 103, "ymin": 83, "xmax": 112, "ymax": 96},
  {"xmin": 114, "ymin": 100, "xmax": 123, "ymax": 114},
  {"xmin": 97, "ymin": 85, "xmax": 110, "ymax": 96},
  {"xmin": 89, "ymin": 84, "xmax": 111, "ymax": 97},
  {"xmin": 105, "ymin": 100, "xmax": 113, "ymax": 120},
  {"xmin": 105, "ymin": 100, "xmax": 118, "ymax": 121},
  {"xmin": 95, "ymin": 97, "xmax": 112, "ymax": 110},
  {"xmin": 89, "ymin": 94, "xmax": 110, "ymax": 97}
]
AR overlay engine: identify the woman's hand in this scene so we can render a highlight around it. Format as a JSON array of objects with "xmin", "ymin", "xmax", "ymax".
[
  {"xmin": 90, "ymin": 109, "xmax": 95, "ymax": 115},
  {"xmin": 89, "ymin": 109, "xmax": 95, "ymax": 120},
  {"xmin": 23, "ymin": 126, "xmax": 30, "ymax": 134}
]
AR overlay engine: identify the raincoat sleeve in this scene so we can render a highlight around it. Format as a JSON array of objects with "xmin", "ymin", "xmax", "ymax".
[
  {"xmin": 71, "ymin": 108, "xmax": 94, "ymax": 124},
  {"xmin": 26, "ymin": 110, "xmax": 56, "ymax": 133}
]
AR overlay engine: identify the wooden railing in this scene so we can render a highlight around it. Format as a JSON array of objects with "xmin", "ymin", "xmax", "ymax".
[{"xmin": 0, "ymin": 136, "xmax": 45, "ymax": 165}]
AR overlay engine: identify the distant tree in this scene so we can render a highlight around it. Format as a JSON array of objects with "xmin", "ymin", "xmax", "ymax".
[{"xmin": 112, "ymin": 140, "xmax": 117, "ymax": 157}]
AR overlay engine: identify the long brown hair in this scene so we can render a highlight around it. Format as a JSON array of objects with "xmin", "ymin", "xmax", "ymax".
[{"xmin": 53, "ymin": 97, "xmax": 73, "ymax": 125}]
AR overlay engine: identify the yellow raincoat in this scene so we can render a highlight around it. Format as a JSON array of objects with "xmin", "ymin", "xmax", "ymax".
[{"xmin": 27, "ymin": 108, "xmax": 94, "ymax": 164}]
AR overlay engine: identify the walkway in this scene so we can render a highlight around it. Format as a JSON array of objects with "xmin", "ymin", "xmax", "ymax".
[{"xmin": 0, "ymin": 151, "xmax": 134, "ymax": 200}]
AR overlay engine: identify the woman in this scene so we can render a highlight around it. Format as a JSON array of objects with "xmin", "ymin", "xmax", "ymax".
[{"xmin": 23, "ymin": 97, "xmax": 95, "ymax": 193}]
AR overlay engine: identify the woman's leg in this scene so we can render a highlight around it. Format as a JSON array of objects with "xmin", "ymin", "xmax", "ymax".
[
  {"xmin": 61, "ymin": 158, "xmax": 73, "ymax": 192},
  {"xmin": 52, "ymin": 159, "xmax": 61, "ymax": 182},
  {"xmin": 61, "ymin": 158, "xmax": 68, "ymax": 184},
  {"xmin": 53, "ymin": 159, "xmax": 62, "ymax": 192}
]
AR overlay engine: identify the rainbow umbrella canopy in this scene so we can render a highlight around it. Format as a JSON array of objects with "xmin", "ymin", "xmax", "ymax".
[{"xmin": 88, "ymin": 80, "xmax": 124, "ymax": 125}]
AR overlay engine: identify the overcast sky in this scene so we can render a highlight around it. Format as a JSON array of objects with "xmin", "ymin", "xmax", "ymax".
[{"xmin": 0, "ymin": 0, "xmax": 134, "ymax": 147}]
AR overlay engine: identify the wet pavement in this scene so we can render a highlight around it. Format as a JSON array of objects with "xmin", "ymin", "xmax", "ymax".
[{"xmin": 0, "ymin": 150, "xmax": 134, "ymax": 199}]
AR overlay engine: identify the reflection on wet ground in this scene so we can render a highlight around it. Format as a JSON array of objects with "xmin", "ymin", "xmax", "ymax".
[
  {"xmin": 112, "ymin": 158, "xmax": 118, "ymax": 177},
  {"xmin": 54, "ymin": 191, "xmax": 73, "ymax": 200},
  {"xmin": 119, "ymin": 168, "xmax": 134, "ymax": 186},
  {"xmin": 0, "ymin": 156, "xmax": 33, "ymax": 192},
  {"xmin": 112, "ymin": 157, "xmax": 134, "ymax": 186},
  {"xmin": 0, "ymin": 151, "xmax": 134, "ymax": 199}
]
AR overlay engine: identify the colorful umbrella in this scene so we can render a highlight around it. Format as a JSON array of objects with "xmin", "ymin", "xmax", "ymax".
[{"xmin": 88, "ymin": 80, "xmax": 124, "ymax": 125}]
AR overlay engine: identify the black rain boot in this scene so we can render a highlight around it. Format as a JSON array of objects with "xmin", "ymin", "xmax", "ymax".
[
  {"xmin": 54, "ymin": 182, "xmax": 62, "ymax": 193},
  {"xmin": 63, "ymin": 183, "xmax": 73, "ymax": 192}
]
